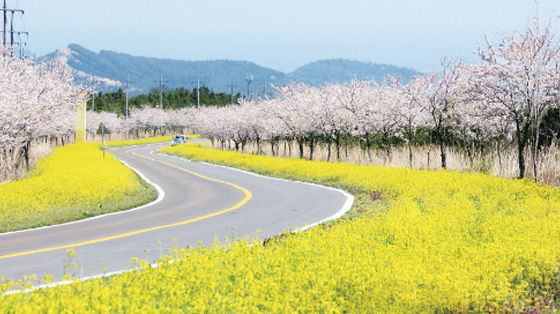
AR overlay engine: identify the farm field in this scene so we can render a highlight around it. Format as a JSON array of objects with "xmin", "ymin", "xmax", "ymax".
[{"xmin": 1, "ymin": 142, "xmax": 559, "ymax": 313}]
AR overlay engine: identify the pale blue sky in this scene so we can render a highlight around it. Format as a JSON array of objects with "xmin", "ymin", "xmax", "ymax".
[{"xmin": 12, "ymin": 0, "xmax": 560, "ymax": 72}]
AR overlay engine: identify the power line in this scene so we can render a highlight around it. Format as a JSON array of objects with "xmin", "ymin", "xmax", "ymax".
[{"xmin": 1, "ymin": 0, "xmax": 26, "ymax": 56}]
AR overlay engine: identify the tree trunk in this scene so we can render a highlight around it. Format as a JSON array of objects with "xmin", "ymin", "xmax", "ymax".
[
  {"xmin": 309, "ymin": 136, "xmax": 315, "ymax": 161},
  {"xmin": 345, "ymin": 130, "xmax": 349, "ymax": 161},
  {"xmin": 366, "ymin": 134, "xmax": 372, "ymax": 162},
  {"xmin": 335, "ymin": 131, "xmax": 341, "ymax": 161},
  {"xmin": 297, "ymin": 137, "xmax": 305, "ymax": 159},
  {"xmin": 1, "ymin": 146, "xmax": 6, "ymax": 181},
  {"xmin": 385, "ymin": 141, "xmax": 392, "ymax": 164},
  {"xmin": 496, "ymin": 141, "xmax": 503, "ymax": 176},
  {"xmin": 436, "ymin": 128, "xmax": 446, "ymax": 169},
  {"xmin": 533, "ymin": 123, "xmax": 541, "ymax": 182},
  {"xmin": 24, "ymin": 140, "xmax": 31, "ymax": 171},
  {"xmin": 465, "ymin": 140, "xmax": 474, "ymax": 168},
  {"xmin": 518, "ymin": 142, "xmax": 526, "ymax": 179},
  {"xmin": 515, "ymin": 119, "xmax": 530, "ymax": 179},
  {"xmin": 327, "ymin": 136, "xmax": 332, "ymax": 162},
  {"xmin": 408, "ymin": 140, "xmax": 413, "ymax": 169},
  {"xmin": 440, "ymin": 140, "xmax": 446, "ymax": 169}
]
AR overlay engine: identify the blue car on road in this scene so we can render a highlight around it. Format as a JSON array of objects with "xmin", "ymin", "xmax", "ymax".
[{"xmin": 171, "ymin": 134, "xmax": 188, "ymax": 146}]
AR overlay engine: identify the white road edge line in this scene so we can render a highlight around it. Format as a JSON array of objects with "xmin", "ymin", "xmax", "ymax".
[
  {"xmin": 0, "ymin": 161, "xmax": 165, "ymax": 238},
  {"xmin": 153, "ymin": 151, "xmax": 355, "ymax": 232},
  {"xmin": 4, "ymin": 148, "xmax": 354, "ymax": 295}
]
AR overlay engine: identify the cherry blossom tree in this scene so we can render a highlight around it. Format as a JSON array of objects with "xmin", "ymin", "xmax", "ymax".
[
  {"xmin": 167, "ymin": 107, "xmax": 196, "ymax": 134},
  {"xmin": 388, "ymin": 76, "xmax": 429, "ymax": 168},
  {"xmin": 0, "ymin": 47, "xmax": 87, "ymax": 179},
  {"xmin": 269, "ymin": 83, "xmax": 322, "ymax": 159},
  {"xmin": 87, "ymin": 111, "xmax": 125, "ymax": 140},
  {"xmin": 255, "ymin": 100, "xmax": 289, "ymax": 157},
  {"xmin": 316, "ymin": 83, "xmax": 352, "ymax": 161},
  {"xmin": 466, "ymin": 16, "xmax": 560, "ymax": 179},
  {"xmin": 128, "ymin": 106, "xmax": 170, "ymax": 137},
  {"xmin": 416, "ymin": 60, "xmax": 463, "ymax": 169},
  {"xmin": 235, "ymin": 99, "xmax": 280, "ymax": 154},
  {"xmin": 331, "ymin": 79, "xmax": 378, "ymax": 161}
]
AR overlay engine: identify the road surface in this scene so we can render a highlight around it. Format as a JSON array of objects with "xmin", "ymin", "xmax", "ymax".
[{"xmin": 0, "ymin": 142, "xmax": 352, "ymax": 286}]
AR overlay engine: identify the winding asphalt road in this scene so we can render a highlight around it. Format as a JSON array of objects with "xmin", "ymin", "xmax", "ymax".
[{"xmin": 0, "ymin": 142, "xmax": 352, "ymax": 285}]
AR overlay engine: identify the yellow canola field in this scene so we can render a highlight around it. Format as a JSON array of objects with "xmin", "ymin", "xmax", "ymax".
[
  {"xmin": 0, "ymin": 143, "xmax": 147, "ymax": 232},
  {"xmin": 159, "ymin": 144, "xmax": 560, "ymax": 312},
  {"xmin": 2, "ymin": 143, "xmax": 560, "ymax": 313}
]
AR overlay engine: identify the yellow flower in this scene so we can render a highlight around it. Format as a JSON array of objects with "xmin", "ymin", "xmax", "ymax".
[{"xmin": 2, "ymin": 142, "xmax": 559, "ymax": 312}]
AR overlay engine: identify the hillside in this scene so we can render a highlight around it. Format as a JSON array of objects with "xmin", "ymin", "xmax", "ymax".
[
  {"xmin": 288, "ymin": 59, "xmax": 418, "ymax": 86},
  {"xmin": 39, "ymin": 44, "xmax": 420, "ymax": 96}
]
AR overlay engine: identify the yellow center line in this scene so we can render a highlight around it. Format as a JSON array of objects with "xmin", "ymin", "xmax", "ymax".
[{"xmin": 0, "ymin": 146, "xmax": 252, "ymax": 260}]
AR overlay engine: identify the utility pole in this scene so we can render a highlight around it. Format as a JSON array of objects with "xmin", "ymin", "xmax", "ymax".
[
  {"xmin": 192, "ymin": 76, "xmax": 205, "ymax": 108},
  {"xmin": 3, "ymin": 0, "xmax": 7, "ymax": 47},
  {"xmin": 262, "ymin": 79, "xmax": 267, "ymax": 99},
  {"xmin": 154, "ymin": 75, "xmax": 168, "ymax": 109},
  {"xmin": 124, "ymin": 75, "xmax": 134, "ymax": 119},
  {"xmin": 90, "ymin": 75, "xmax": 100, "ymax": 111},
  {"xmin": 196, "ymin": 76, "xmax": 201, "ymax": 108},
  {"xmin": 246, "ymin": 74, "xmax": 253, "ymax": 100},
  {"xmin": 2, "ymin": 0, "xmax": 26, "ymax": 55},
  {"xmin": 226, "ymin": 79, "xmax": 235, "ymax": 106}
]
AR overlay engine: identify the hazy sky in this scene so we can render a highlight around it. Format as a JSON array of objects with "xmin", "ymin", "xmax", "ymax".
[{"xmin": 11, "ymin": 0, "xmax": 560, "ymax": 72}]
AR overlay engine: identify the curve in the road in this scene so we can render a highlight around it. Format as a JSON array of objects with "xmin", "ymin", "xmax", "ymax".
[
  {"xmin": 0, "ymin": 146, "xmax": 252, "ymax": 260},
  {"xmin": 0, "ymin": 143, "xmax": 352, "ymax": 284}
]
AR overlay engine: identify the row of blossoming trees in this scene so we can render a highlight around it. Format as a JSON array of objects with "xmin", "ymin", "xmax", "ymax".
[
  {"xmin": 86, "ymin": 17, "xmax": 560, "ymax": 181},
  {"xmin": 193, "ymin": 17, "xmax": 560, "ymax": 181},
  {"xmin": 0, "ymin": 48, "xmax": 193, "ymax": 181},
  {"xmin": 0, "ymin": 48, "xmax": 88, "ymax": 181},
  {"xmin": 2, "ymin": 16, "xmax": 559, "ymax": 183}
]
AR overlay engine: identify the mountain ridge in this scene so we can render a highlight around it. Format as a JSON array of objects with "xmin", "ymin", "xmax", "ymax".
[
  {"xmin": 38, "ymin": 44, "xmax": 420, "ymax": 96},
  {"xmin": 289, "ymin": 58, "xmax": 419, "ymax": 86}
]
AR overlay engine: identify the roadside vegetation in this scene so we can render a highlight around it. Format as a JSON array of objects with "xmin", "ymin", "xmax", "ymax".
[
  {"xmin": 2, "ymin": 143, "xmax": 559, "ymax": 313},
  {"xmin": 0, "ymin": 137, "xmax": 174, "ymax": 233}
]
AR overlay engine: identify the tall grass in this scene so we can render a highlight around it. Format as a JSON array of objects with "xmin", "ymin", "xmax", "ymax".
[{"xmin": 215, "ymin": 139, "xmax": 560, "ymax": 186}]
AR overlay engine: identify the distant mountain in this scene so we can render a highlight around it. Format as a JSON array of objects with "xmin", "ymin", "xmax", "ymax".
[
  {"xmin": 288, "ymin": 59, "xmax": 419, "ymax": 86},
  {"xmin": 38, "ymin": 44, "xmax": 420, "ymax": 96},
  {"xmin": 38, "ymin": 44, "xmax": 288, "ymax": 97}
]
